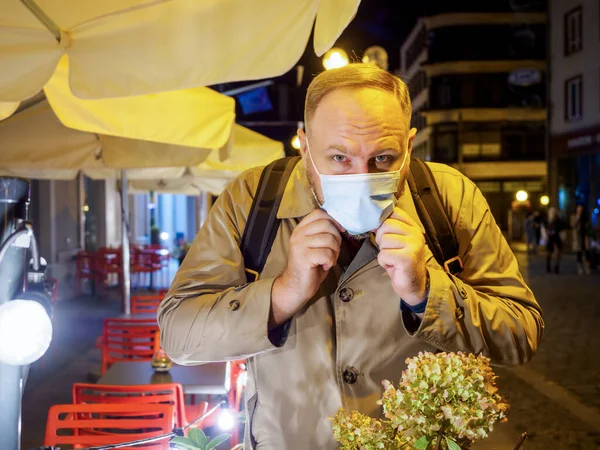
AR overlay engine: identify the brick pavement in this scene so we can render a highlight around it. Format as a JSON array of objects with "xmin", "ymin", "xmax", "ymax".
[{"xmin": 486, "ymin": 248, "xmax": 600, "ymax": 450}]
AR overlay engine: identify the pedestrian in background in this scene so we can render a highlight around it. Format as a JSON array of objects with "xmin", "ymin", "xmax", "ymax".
[
  {"xmin": 544, "ymin": 206, "xmax": 565, "ymax": 274},
  {"xmin": 572, "ymin": 204, "xmax": 591, "ymax": 275},
  {"xmin": 524, "ymin": 212, "xmax": 537, "ymax": 254}
]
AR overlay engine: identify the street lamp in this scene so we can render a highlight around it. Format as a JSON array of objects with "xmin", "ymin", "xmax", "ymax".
[
  {"xmin": 516, "ymin": 190, "xmax": 528, "ymax": 202},
  {"xmin": 0, "ymin": 177, "xmax": 53, "ymax": 450},
  {"xmin": 323, "ymin": 48, "xmax": 349, "ymax": 70},
  {"xmin": 540, "ymin": 195, "xmax": 550, "ymax": 206}
]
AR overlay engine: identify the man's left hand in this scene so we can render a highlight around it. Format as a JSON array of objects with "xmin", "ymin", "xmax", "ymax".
[{"xmin": 375, "ymin": 207, "xmax": 428, "ymax": 305}]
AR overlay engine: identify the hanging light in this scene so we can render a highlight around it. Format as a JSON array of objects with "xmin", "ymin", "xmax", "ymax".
[{"xmin": 540, "ymin": 195, "xmax": 550, "ymax": 206}]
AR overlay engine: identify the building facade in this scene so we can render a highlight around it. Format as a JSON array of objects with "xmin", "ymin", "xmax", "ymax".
[
  {"xmin": 399, "ymin": 0, "xmax": 548, "ymax": 234},
  {"xmin": 549, "ymin": 0, "xmax": 600, "ymax": 228}
]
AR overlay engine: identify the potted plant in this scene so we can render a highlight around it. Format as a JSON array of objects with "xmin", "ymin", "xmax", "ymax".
[
  {"xmin": 171, "ymin": 428, "xmax": 243, "ymax": 450},
  {"xmin": 330, "ymin": 352, "xmax": 509, "ymax": 450}
]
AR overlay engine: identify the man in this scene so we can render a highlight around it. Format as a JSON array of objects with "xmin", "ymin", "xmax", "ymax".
[{"xmin": 158, "ymin": 64, "xmax": 543, "ymax": 449}]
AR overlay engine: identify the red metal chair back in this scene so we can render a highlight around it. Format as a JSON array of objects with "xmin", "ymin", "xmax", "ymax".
[
  {"xmin": 101, "ymin": 318, "xmax": 160, "ymax": 375},
  {"xmin": 131, "ymin": 294, "xmax": 163, "ymax": 315},
  {"xmin": 72, "ymin": 382, "xmax": 193, "ymax": 428},
  {"xmin": 44, "ymin": 402, "xmax": 173, "ymax": 449}
]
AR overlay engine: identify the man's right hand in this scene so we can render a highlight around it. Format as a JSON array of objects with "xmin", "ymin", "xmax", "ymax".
[{"xmin": 270, "ymin": 209, "xmax": 342, "ymax": 328}]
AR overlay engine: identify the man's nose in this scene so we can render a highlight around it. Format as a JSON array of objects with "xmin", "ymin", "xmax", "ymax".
[{"xmin": 353, "ymin": 161, "xmax": 372, "ymax": 174}]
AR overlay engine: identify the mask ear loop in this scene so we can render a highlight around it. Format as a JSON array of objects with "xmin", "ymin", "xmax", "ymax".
[{"xmin": 305, "ymin": 138, "xmax": 324, "ymax": 207}]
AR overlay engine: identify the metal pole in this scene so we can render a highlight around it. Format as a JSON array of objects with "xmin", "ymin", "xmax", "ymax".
[
  {"xmin": 120, "ymin": 171, "xmax": 131, "ymax": 315},
  {"xmin": 0, "ymin": 177, "xmax": 31, "ymax": 450}
]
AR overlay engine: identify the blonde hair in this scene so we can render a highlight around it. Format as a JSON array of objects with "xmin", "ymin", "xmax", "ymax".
[{"xmin": 304, "ymin": 63, "xmax": 412, "ymax": 133}]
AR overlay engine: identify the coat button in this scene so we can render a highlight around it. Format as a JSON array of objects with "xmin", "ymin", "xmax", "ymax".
[
  {"xmin": 339, "ymin": 287, "xmax": 354, "ymax": 302},
  {"xmin": 342, "ymin": 366, "xmax": 359, "ymax": 384},
  {"xmin": 229, "ymin": 300, "xmax": 240, "ymax": 311},
  {"xmin": 455, "ymin": 306, "xmax": 465, "ymax": 320}
]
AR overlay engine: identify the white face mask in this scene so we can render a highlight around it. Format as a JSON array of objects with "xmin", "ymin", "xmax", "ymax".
[{"xmin": 306, "ymin": 140, "xmax": 408, "ymax": 235}]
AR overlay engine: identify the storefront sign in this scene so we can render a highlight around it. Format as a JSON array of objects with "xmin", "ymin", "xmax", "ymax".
[
  {"xmin": 552, "ymin": 123, "xmax": 600, "ymax": 154},
  {"xmin": 567, "ymin": 133, "xmax": 600, "ymax": 149},
  {"xmin": 508, "ymin": 68, "xmax": 542, "ymax": 87}
]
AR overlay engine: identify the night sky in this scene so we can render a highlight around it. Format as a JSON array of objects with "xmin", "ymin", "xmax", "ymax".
[
  {"xmin": 227, "ymin": 1, "xmax": 423, "ymax": 150},
  {"xmin": 298, "ymin": 1, "xmax": 423, "ymax": 76}
]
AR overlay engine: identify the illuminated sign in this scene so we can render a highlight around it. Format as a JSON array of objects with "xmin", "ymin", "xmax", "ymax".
[{"xmin": 508, "ymin": 69, "xmax": 542, "ymax": 87}]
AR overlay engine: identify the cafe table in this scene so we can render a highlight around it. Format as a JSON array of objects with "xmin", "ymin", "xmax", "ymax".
[{"xmin": 97, "ymin": 361, "xmax": 231, "ymax": 395}]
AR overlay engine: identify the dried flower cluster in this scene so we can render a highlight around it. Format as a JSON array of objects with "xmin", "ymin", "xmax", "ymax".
[{"xmin": 331, "ymin": 352, "xmax": 508, "ymax": 450}]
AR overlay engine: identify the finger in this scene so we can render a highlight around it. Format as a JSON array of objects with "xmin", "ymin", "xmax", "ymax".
[
  {"xmin": 302, "ymin": 219, "xmax": 342, "ymax": 246},
  {"xmin": 306, "ymin": 233, "xmax": 342, "ymax": 254},
  {"xmin": 389, "ymin": 207, "xmax": 420, "ymax": 228},
  {"xmin": 378, "ymin": 233, "xmax": 409, "ymax": 250},
  {"xmin": 308, "ymin": 247, "xmax": 338, "ymax": 271},
  {"xmin": 377, "ymin": 248, "xmax": 406, "ymax": 269},
  {"xmin": 375, "ymin": 218, "xmax": 413, "ymax": 245},
  {"xmin": 298, "ymin": 209, "xmax": 336, "ymax": 228}
]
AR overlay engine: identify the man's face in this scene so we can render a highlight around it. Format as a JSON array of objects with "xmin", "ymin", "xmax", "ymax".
[{"xmin": 298, "ymin": 87, "xmax": 416, "ymax": 205}]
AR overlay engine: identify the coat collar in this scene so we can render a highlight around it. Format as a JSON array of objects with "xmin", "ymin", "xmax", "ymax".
[{"xmin": 276, "ymin": 162, "xmax": 426, "ymax": 234}]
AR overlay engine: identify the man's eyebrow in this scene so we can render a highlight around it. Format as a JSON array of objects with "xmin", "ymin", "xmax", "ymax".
[
  {"xmin": 372, "ymin": 147, "xmax": 400, "ymax": 155},
  {"xmin": 324, "ymin": 145, "xmax": 400, "ymax": 155},
  {"xmin": 326, "ymin": 144, "xmax": 349, "ymax": 153}
]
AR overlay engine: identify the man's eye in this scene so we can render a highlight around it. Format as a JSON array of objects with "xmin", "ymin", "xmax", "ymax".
[
  {"xmin": 332, "ymin": 155, "xmax": 347, "ymax": 163},
  {"xmin": 374, "ymin": 155, "xmax": 392, "ymax": 163}
]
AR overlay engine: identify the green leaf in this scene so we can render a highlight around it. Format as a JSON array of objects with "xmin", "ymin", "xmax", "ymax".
[
  {"xmin": 206, "ymin": 433, "xmax": 231, "ymax": 450},
  {"xmin": 413, "ymin": 436, "xmax": 431, "ymax": 450},
  {"xmin": 445, "ymin": 437, "xmax": 462, "ymax": 450},
  {"xmin": 171, "ymin": 436, "xmax": 201, "ymax": 449},
  {"xmin": 188, "ymin": 428, "xmax": 208, "ymax": 449}
]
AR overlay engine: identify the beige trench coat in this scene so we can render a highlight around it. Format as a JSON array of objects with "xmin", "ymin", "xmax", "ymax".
[{"xmin": 158, "ymin": 161, "xmax": 544, "ymax": 450}]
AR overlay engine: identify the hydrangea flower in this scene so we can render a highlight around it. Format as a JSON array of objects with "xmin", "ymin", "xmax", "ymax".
[{"xmin": 330, "ymin": 352, "xmax": 508, "ymax": 450}]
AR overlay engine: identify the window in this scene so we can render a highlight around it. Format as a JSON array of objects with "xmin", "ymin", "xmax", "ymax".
[
  {"xmin": 564, "ymin": 6, "xmax": 583, "ymax": 55},
  {"xmin": 476, "ymin": 181, "xmax": 502, "ymax": 193},
  {"xmin": 565, "ymin": 75, "xmax": 583, "ymax": 122}
]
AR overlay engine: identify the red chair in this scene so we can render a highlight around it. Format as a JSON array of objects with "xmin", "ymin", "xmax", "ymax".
[
  {"xmin": 44, "ymin": 403, "xmax": 173, "ymax": 449},
  {"xmin": 131, "ymin": 294, "xmax": 163, "ymax": 315},
  {"xmin": 74, "ymin": 251, "xmax": 97, "ymax": 296},
  {"xmin": 101, "ymin": 318, "xmax": 160, "ymax": 375},
  {"xmin": 97, "ymin": 247, "xmax": 122, "ymax": 293},
  {"xmin": 72, "ymin": 382, "xmax": 208, "ymax": 429}
]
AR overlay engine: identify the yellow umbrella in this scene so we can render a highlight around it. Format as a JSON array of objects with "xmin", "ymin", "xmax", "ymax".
[
  {"xmin": 0, "ymin": 101, "xmax": 213, "ymax": 177},
  {"xmin": 0, "ymin": 100, "xmax": 284, "ymax": 184},
  {"xmin": 0, "ymin": 0, "xmax": 360, "ymax": 102},
  {"xmin": 128, "ymin": 127, "xmax": 286, "ymax": 195},
  {"xmin": 0, "ymin": 57, "xmax": 236, "ymax": 149}
]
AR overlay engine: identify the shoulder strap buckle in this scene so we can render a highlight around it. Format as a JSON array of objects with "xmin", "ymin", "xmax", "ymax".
[
  {"xmin": 443, "ymin": 256, "xmax": 463, "ymax": 275},
  {"xmin": 244, "ymin": 268, "xmax": 259, "ymax": 282}
]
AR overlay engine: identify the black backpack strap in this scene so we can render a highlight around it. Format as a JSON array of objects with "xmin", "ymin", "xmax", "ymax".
[
  {"xmin": 240, "ymin": 156, "xmax": 301, "ymax": 283},
  {"xmin": 408, "ymin": 158, "xmax": 463, "ymax": 276}
]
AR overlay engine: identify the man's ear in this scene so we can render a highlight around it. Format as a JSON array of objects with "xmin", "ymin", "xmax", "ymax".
[
  {"xmin": 407, "ymin": 127, "xmax": 417, "ymax": 156},
  {"xmin": 297, "ymin": 128, "xmax": 308, "ymax": 156}
]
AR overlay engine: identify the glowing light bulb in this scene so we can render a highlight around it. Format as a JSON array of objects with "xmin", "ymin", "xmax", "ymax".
[
  {"xmin": 0, "ymin": 300, "xmax": 52, "ymax": 366},
  {"xmin": 323, "ymin": 48, "xmax": 349, "ymax": 70},
  {"xmin": 217, "ymin": 409, "xmax": 235, "ymax": 431},
  {"xmin": 291, "ymin": 135, "xmax": 301, "ymax": 150},
  {"xmin": 516, "ymin": 190, "xmax": 528, "ymax": 202}
]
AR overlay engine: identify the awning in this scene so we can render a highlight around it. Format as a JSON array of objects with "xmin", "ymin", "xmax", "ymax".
[{"xmin": 0, "ymin": 0, "xmax": 360, "ymax": 102}]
